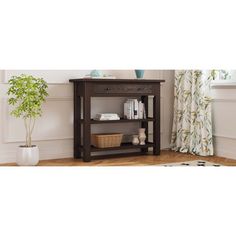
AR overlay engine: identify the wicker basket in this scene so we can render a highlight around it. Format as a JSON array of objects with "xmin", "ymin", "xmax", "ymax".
[{"xmin": 91, "ymin": 133, "xmax": 123, "ymax": 148}]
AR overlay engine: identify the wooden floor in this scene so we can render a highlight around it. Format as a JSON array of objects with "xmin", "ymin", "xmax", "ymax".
[{"xmin": 2, "ymin": 150, "xmax": 236, "ymax": 166}]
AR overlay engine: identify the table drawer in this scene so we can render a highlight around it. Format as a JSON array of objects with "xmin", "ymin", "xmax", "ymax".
[{"xmin": 92, "ymin": 83, "xmax": 154, "ymax": 95}]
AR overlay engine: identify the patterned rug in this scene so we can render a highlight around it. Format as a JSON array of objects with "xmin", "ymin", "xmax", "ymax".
[{"xmin": 160, "ymin": 160, "xmax": 222, "ymax": 167}]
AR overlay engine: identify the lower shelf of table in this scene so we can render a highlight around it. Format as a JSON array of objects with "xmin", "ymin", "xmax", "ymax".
[
  {"xmin": 88, "ymin": 152, "xmax": 151, "ymax": 160},
  {"xmin": 79, "ymin": 142, "xmax": 154, "ymax": 152}
]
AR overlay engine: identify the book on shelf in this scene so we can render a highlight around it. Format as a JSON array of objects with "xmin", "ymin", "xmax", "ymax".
[
  {"xmin": 138, "ymin": 101, "xmax": 144, "ymax": 119},
  {"xmin": 133, "ymin": 99, "xmax": 138, "ymax": 119},
  {"xmin": 124, "ymin": 99, "xmax": 146, "ymax": 120},
  {"xmin": 94, "ymin": 113, "xmax": 120, "ymax": 121}
]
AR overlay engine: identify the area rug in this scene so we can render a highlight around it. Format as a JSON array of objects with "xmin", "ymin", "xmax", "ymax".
[{"xmin": 160, "ymin": 160, "xmax": 222, "ymax": 167}]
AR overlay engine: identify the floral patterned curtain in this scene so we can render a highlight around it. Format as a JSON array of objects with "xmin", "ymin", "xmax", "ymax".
[
  {"xmin": 171, "ymin": 70, "xmax": 215, "ymax": 156},
  {"xmin": 171, "ymin": 70, "xmax": 232, "ymax": 156}
]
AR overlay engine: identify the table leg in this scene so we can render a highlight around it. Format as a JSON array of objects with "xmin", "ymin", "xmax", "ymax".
[
  {"xmin": 153, "ymin": 86, "xmax": 161, "ymax": 155},
  {"xmin": 141, "ymin": 95, "xmax": 149, "ymax": 153},
  {"xmin": 83, "ymin": 90, "xmax": 92, "ymax": 162},
  {"xmin": 74, "ymin": 85, "xmax": 81, "ymax": 159}
]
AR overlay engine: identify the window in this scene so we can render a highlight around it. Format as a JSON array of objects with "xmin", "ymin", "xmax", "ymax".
[{"xmin": 211, "ymin": 70, "xmax": 236, "ymax": 87}]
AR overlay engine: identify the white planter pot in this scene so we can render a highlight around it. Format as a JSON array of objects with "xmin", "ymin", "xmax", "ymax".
[{"xmin": 16, "ymin": 146, "xmax": 39, "ymax": 166}]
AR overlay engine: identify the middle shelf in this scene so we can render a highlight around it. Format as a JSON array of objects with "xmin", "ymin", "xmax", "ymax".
[{"xmin": 79, "ymin": 118, "xmax": 154, "ymax": 124}]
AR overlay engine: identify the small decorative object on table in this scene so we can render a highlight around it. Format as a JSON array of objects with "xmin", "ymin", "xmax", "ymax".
[
  {"xmin": 135, "ymin": 70, "xmax": 145, "ymax": 79},
  {"xmin": 90, "ymin": 70, "xmax": 103, "ymax": 77},
  {"xmin": 132, "ymin": 135, "xmax": 139, "ymax": 145},
  {"xmin": 138, "ymin": 128, "xmax": 146, "ymax": 145},
  {"xmin": 83, "ymin": 70, "xmax": 116, "ymax": 79},
  {"xmin": 94, "ymin": 113, "xmax": 120, "ymax": 121}
]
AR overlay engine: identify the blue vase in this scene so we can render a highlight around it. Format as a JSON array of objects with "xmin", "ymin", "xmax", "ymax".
[{"xmin": 135, "ymin": 70, "xmax": 145, "ymax": 78}]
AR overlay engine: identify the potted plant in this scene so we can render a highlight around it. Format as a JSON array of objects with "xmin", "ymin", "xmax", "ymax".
[{"xmin": 7, "ymin": 74, "xmax": 48, "ymax": 166}]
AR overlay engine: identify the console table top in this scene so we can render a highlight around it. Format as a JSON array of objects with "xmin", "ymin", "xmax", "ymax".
[{"xmin": 69, "ymin": 78, "xmax": 165, "ymax": 83}]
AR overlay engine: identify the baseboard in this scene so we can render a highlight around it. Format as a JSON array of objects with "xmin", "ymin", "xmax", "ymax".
[
  {"xmin": 0, "ymin": 150, "xmax": 73, "ymax": 164},
  {"xmin": 213, "ymin": 136, "xmax": 236, "ymax": 160},
  {"xmin": 0, "ymin": 150, "xmax": 17, "ymax": 164},
  {"xmin": 215, "ymin": 149, "xmax": 236, "ymax": 160},
  {"xmin": 0, "ymin": 146, "xmax": 172, "ymax": 164},
  {"xmin": 38, "ymin": 152, "xmax": 73, "ymax": 161}
]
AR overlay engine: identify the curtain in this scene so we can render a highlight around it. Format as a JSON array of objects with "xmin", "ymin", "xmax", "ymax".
[{"xmin": 171, "ymin": 70, "xmax": 215, "ymax": 156}]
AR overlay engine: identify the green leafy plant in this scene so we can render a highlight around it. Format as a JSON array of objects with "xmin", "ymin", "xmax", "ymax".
[{"xmin": 7, "ymin": 74, "xmax": 48, "ymax": 147}]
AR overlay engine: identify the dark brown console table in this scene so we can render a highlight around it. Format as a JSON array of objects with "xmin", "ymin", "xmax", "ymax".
[{"xmin": 69, "ymin": 78, "xmax": 165, "ymax": 162}]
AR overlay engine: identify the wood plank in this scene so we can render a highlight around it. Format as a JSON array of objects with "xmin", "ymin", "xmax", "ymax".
[{"xmin": 69, "ymin": 78, "xmax": 165, "ymax": 83}]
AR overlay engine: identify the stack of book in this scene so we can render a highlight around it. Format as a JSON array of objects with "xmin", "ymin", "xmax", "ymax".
[
  {"xmin": 123, "ymin": 99, "xmax": 146, "ymax": 120},
  {"xmin": 94, "ymin": 113, "xmax": 120, "ymax": 121}
]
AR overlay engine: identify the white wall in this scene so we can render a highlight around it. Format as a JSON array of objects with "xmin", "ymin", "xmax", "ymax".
[
  {"xmin": 0, "ymin": 70, "xmax": 175, "ymax": 163},
  {"xmin": 211, "ymin": 84, "xmax": 236, "ymax": 159}
]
